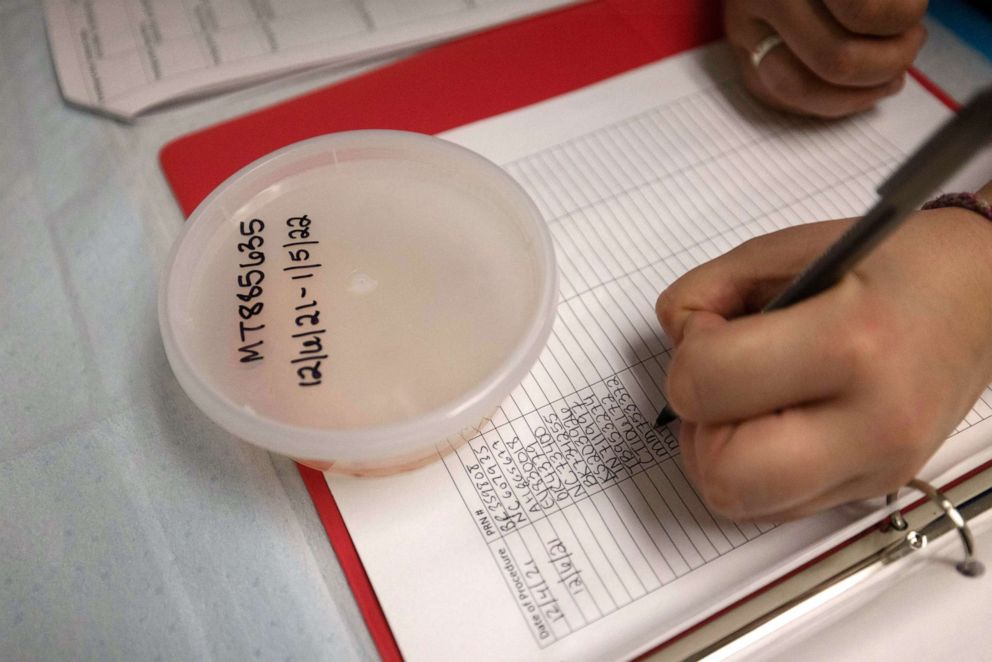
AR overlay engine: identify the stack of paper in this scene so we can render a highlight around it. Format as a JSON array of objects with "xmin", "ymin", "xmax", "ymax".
[{"xmin": 42, "ymin": 0, "xmax": 579, "ymax": 120}]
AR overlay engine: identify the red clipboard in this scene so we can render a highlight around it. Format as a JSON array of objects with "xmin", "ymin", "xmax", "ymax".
[
  {"xmin": 158, "ymin": 3, "xmax": 961, "ymax": 659},
  {"xmin": 160, "ymin": 0, "xmax": 722, "ymax": 217},
  {"xmin": 160, "ymin": 4, "xmax": 720, "ymax": 658}
]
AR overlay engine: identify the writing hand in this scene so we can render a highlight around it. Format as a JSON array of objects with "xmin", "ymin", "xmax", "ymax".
[{"xmin": 656, "ymin": 191, "xmax": 992, "ymax": 521}]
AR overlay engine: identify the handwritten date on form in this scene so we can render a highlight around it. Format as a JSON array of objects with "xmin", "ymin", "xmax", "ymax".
[{"xmin": 443, "ymin": 375, "xmax": 761, "ymax": 646}]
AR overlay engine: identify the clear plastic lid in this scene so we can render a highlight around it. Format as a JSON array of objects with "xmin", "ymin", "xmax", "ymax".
[{"xmin": 159, "ymin": 131, "xmax": 558, "ymax": 474}]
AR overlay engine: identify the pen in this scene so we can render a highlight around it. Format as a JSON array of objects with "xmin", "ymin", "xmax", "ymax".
[{"xmin": 655, "ymin": 84, "xmax": 992, "ymax": 428}]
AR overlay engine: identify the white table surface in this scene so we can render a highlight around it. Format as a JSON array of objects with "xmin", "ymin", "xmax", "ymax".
[{"xmin": 2, "ymin": 1, "xmax": 991, "ymax": 659}]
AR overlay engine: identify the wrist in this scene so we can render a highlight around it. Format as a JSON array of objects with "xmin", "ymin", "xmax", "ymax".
[
  {"xmin": 922, "ymin": 190, "xmax": 992, "ymax": 224},
  {"xmin": 943, "ymin": 194, "xmax": 992, "ymax": 378},
  {"xmin": 931, "ymin": 204, "xmax": 992, "ymax": 388}
]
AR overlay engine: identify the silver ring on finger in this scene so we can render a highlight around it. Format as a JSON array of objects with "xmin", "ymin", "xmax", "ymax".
[{"xmin": 751, "ymin": 34, "xmax": 784, "ymax": 69}]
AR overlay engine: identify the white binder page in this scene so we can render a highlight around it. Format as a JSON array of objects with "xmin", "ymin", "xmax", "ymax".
[
  {"xmin": 328, "ymin": 43, "xmax": 992, "ymax": 662},
  {"xmin": 42, "ymin": 0, "xmax": 579, "ymax": 119}
]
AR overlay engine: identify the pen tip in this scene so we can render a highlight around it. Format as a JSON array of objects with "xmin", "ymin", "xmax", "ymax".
[{"xmin": 655, "ymin": 406, "xmax": 678, "ymax": 428}]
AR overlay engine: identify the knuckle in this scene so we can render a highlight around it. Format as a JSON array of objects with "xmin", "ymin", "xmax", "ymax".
[
  {"xmin": 697, "ymin": 465, "xmax": 748, "ymax": 520},
  {"xmin": 735, "ymin": 233, "xmax": 771, "ymax": 258},
  {"xmin": 762, "ymin": 63, "xmax": 811, "ymax": 106},
  {"xmin": 886, "ymin": 73, "xmax": 907, "ymax": 96},
  {"xmin": 827, "ymin": 0, "xmax": 885, "ymax": 33},
  {"xmin": 826, "ymin": 0, "xmax": 927, "ymax": 35},
  {"xmin": 655, "ymin": 289, "xmax": 677, "ymax": 333},
  {"xmin": 905, "ymin": 0, "xmax": 929, "ymax": 23},
  {"xmin": 833, "ymin": 304, "xmax": 889, "ymax": 375},
  {"xmin": 666, "ymin": 346, "xmax": 706, "ymax": 420},
  {"xmin": 813, "ymin": 40, "xmax": 861, "ymax": 85},
  {"xmin": 902, "ymin": 24, "xmax": 928, "ymax": 64}
]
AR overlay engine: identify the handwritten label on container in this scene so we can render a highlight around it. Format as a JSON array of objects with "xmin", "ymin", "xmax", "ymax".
[{"xmin": 233, "ymin": 213, "xmax": 327, "ymax": 388}]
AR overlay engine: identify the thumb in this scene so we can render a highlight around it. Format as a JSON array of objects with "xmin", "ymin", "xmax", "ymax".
[
  {"xmin": 656, "ymin": 219, "xmax": 852, "ymax": 344},
  {"xmin": 681, "ymin": 310, "xmax": 727, "ymax": 341}
]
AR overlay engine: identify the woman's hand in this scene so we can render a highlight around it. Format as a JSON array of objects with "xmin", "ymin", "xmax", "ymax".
[
  {"xmin": 656, "ymin": 186, "xmax": 992, "ymax": 522},
  {"xmin": 724, "ymin": 0, "xmax": 928, "ymax": 117}
]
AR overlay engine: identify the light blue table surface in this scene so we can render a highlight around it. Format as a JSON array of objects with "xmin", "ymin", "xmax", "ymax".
[{"xmin": 2, "ymin": 1, "xmax": 990, "ymax": 659}]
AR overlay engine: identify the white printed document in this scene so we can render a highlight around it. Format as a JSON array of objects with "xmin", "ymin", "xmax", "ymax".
[
  {"xmin": 42, "ymin": 0, "xmax": 579, "ymax": 120},
  {"xmin": 329, "ymin": 44, "xmax": 992, "ymax": 661}
]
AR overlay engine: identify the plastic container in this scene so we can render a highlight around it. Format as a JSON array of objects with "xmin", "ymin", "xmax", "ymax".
[{"xmin": 159, "ymin": 130, "xmax": 558, "ymax": 475}]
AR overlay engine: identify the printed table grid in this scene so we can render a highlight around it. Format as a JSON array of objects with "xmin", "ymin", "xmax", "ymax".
[
  {"xmin": 436, "ymin": 79, "xmax": 899, "ymax": 646},
  {"xmin": 438, "ymin": 80, "xmax": 992, "ymax": 646},
  {"xmin": 64, "ymin": 0, "xmax": 507, "ymax": 102}
]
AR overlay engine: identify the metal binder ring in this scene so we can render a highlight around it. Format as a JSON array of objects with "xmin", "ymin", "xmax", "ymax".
[
  {"xmin": 885, "ymin": 492, "xmax": 908, "ymax": 531},
  {"xmin": 907, "ymin": 478, "xmax": 985, "ymax": 577}
]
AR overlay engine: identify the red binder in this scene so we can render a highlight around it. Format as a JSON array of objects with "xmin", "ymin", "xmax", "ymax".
[
  {"xmin": 158, "ymin": 2, "xmax": 960, "ymax": 659},
  {"xmin": 159, "ymin": 5, "xmax": 720, "ymax": 657},
  {"xmin": 160, "ymin": 0, "xmax": 722, "ymax": 216}
]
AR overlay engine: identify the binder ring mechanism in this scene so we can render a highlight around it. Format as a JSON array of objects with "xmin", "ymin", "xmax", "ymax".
[{"xmin": 885, "ymin": 479, "xmax": 985, "ymax": 577}]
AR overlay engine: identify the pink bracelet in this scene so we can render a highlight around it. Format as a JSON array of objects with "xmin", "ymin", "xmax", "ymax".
[{"xmin": 921, "ymin": 192, "xmax": 992, "ymax": 221}]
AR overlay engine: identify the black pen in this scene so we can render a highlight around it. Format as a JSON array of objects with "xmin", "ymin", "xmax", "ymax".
[{"xmin": 655, "ymin": 84, "xmax": 992, "ymax": 428}]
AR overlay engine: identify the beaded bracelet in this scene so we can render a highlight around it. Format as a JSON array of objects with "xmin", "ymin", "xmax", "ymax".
[{"xmin": 921, "ymin": 192, "xmax": 992, "ymax": 221}]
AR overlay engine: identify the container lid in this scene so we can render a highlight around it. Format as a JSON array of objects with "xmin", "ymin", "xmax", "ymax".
[{"xmin": 159, "ymin": 130, "xmax": 558, "ymax": 467}]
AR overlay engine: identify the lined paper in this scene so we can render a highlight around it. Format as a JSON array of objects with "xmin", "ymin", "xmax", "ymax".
[
  {"xmin": 328, "ymin": 44, "xmax": 992, "ymax": 661},
  {"xmin": 42, "ymin": 0, "xmax": 579, "ymax": 119}
]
